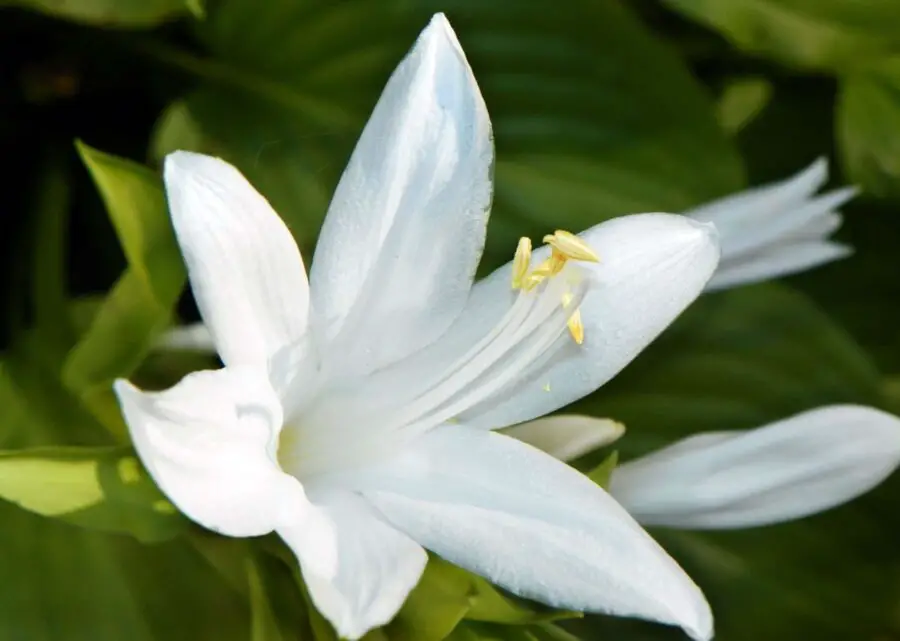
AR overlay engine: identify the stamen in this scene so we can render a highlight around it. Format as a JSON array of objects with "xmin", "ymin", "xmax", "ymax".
[
  {"xmin": 523, "ymin": 253, "xmax": 566, "ymax": 291},
  {"xmin": 560, "ymin": 291, "xmax": 584, "ymax": 344},
  {"xmin": 511, "ymin": 237, "xmax": 532, "ymax": 290},
  {"xmin": 567, "ymin": 309, "xmax": 585, "ymax": 345},
  {"xmin": 543, "ymin": 230, "xmax": 600, "ymax": 263}
]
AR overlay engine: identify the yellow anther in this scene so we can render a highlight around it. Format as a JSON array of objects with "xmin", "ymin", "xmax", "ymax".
[
  {"xmin": 544, "ymin": 230, "xmax": 599, "ymax": 263},
  {"xmin": 511, "ymin": 237, "xmax": 532, "ymax": 290},
  {"xmin": 560, "ymin": 291, "xmax": 584, "ymax": 345},
  {"xmin": 567, "ymin": 308, "xmax": 585, "ymax": 345},
  {"xmin": 543, "ymin": 382, "xmax": 551, "ymax": 392}
]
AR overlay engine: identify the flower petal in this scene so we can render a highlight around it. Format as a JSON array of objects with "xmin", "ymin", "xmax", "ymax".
[
  {"xmin": 684, "ymin": 159, "xmax": 856, "ymax": 291},
  {"xmin": 457, "ymin": 213, "xmax": 719, "ymax": 429},
  {"xmin": 280, "ymin": 490, "xmax": 427, "ymax": 640},
  {"xmin": 113, "ymin": 367, "xmax": 310, "ymax": 538},
  {"xmin": 685, "ymin": 158, "xmax": 829, "ymax": 242},
  {"xmin": 350, "ymin": 426, "xmax": 712, "ymax": 640},
  {"xmin": 502, "ymin": 415, "xmax": 625, "ymax": 462},
  {"xmin": 164, "ymin": 151, "xmax": 310, "ymax": 368},
  {"xmin": 309, "ymin": 13, "xmax": 493, "ymax": 377},
  {"xmin": 157, "ymin": 322, "xmax": 215, "ymax": 352},
  {"xmin": 704, "ymin": 240, "xmax": 851, "ymax": 292},
  {"xmin": 610, "ymin": 405, "xmax": 900, "ymax": 529}
]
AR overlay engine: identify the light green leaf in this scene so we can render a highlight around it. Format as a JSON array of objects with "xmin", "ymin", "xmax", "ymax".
[
  {"xmin": 378, "ymin": 557, "xmax": 472, "ymax": 641},
  {"xmin": 1, "ymin": 0, "xmax": 193, "ymax": 27},
  {"xmin": 838, "ymin": 59, "xmax": 900, "ymax": 198},
  {"xmin": 65, "ymin": 144, "xmax": 185, "ymax": 415},
  {"xmin": 585, "ymin": 451, "xmax": 618, "ymax": 490},
  {"xmin": 0, "ymin": 446, "xmax": 187, "ymax": 543},
  {"xmin": 151, "ymin": 0, "xmax": 743, "ymax": 264},
  {"xmin": 662, "ymin": 0, "xmax": 900, "ymax": 71}
]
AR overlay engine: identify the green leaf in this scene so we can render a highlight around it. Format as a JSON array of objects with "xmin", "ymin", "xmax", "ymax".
[
  {"xmin": 662, "ymin": 0, "xmax": 900, "ymax": 71},
  {"xmin": 585, "ymin": 451, "xmax": 618, "ymax": 490},
  {"xmin": 247, "ymin": 556, "xmax": 285, "ymax": 641},
  {"xmin": 0, "ymin": 354, "xmax": 250, "ymax": 641},
  {"xmin": 29, "ymin": 149, "xmax": 76, "ymax": 355},
  {"xmin": 151, "ymin": 0, "xmax": 743, "ymax": 265},
  {"xmin": 715, "ymin": 77, "xmax": 773, "ymax": 135},
  {"xmin": 571, "ymin": 284, "xmax": 897, "ymax": 641},
  {"xmin": 0, "ymin": 446, "xmax": 187, "ymax": 543},
  {"xmin": 838, "ymin": 59, "xmax": 900, "ymax": 198},
  {"xmin": 378, "ymin": 557, "xmax": 473, "ymax": 641},
  {"xmin": 65, "ymin": 145, "xmax": 185, "ymax": 423},
  {"xmin": 0, "ymin": 503, "xmax": 251, "ymax": 641},
  {"xmin": 1, "ymin": 0, "xmax": 194, "ymax": 27}
]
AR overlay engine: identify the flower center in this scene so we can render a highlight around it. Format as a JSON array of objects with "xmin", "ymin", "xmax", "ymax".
[{"xmin": 277, "ymin": 230, "xmax": 598, "ymax": 482}]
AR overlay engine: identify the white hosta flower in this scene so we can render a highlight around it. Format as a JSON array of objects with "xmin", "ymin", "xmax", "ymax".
[
  {"xmin": 688, "ymin": 159, "xmax": 856, "ymax": 292},
  {"xmin": 516, "ymin": 406, "xmax": 900, "ymax": 529},
  {"xmin": 115, "ymin": 14, "xmax": 721, "ymax": 641},
  {"xmin": 158, "ymin": 161, "xmax": 858, "ymax": 352}
]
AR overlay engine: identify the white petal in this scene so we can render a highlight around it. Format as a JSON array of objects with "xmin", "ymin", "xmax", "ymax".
[
  {"xmin": 683, "ymin": 159, "xmax": 857, "ymax": 292},
  {"xmin": 156, "ymin": 322, "xmax": 215, "ymax": 352},
  {"xmin": 350, "ymin": 426, "xmax": 712, "ymax": 640},
  {"xmin": 503, "ymin": 415, "xmax": 625, "ymax": 462},
  {"xmin": 280, "ymin": 491, "xmax": 427, "ymax": 640},
  {"xmin": 709, "ymin": 187, "xmax": 854, "ymax": 261},
  {"xmin": 458, "ymin": 213, "xmax": 719, "ymax": 429},
  {"xmin": 685, "ymin": 158, "xmax": 828, "ymax": 233},
  {"xmin": 309, "ymin": 13, "xmax": 493, "ymax": 377},
  {"xmin": 113, "ymin": 367, "xmax": 311, "ymax": 538},
  {"xmin": 164, "ymin": 151, "xmax": 310, "ymax": 368},
  {"xmin": 610, "ymin": 405, "xmax": 900, "ymax": 529},
  {"xmin": 704, "ymin": 241, "xmax": 851, "ymax": 292}
]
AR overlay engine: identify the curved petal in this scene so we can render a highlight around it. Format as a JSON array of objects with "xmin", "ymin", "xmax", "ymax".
[
  {"xmin": 502, "ymin": 415, "xmax": 625, "ymax": 462},
  {"xmin": 348, "ymin": 426, "xmax": 712, "ymax": 640},
  {"xmin": 685, "ymin": 158, "xmax": 829, "ymax": 243},
  {"xmin": 309, "ymin": 13, "xmax": 493, "ymax": 377},
  {"xmin": 610, "ymin": 405, "xmax": 900, "ymax": 529},
  {"xmin": 164, "ymin": 151, "xmax": 310, "ymax": 368},
  {"xmin": 113, "ymin": 367, "xmax": 311, "ymax": 538},
  {"xmin": 280, "ymin": 490, "xmax": 427, "ymax": 640},
  {"xmin": 456, "ymin": 213, "xmax": 719, "ymax": 429},
  {"xmin": 684, "ymin": 159, "xmax": 856, "ymax": 291},
  {"xmin": 704, "ymin": 241, "xmax": 851, "ymax": 292}
]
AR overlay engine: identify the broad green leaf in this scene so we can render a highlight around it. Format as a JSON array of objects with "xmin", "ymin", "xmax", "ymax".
[
  {"xmin": 65, "ymin": 144, "xmax": 185, "ymax": 420},
  {"xmin": 0, "ymin": 446, "xmax": 187, "ymax": 543},
  {"xmin": 0, "ymin": 503, "xmax": 250, "ymax": 641},
  {"xmin": 838, "ymin": 60, "xmax": 900, "ymax": 198},
  {"xmin": 0, "ymin": 351, "xmax": 249, "ymax": 641},
  {"xmin": 247, "ymin": 557, "xmax": 285, "ymax": 641},
  {"xmin": 662, "ymin": 0, "xmax": 900, "ymax": 71},
  {"xmin": 1, "ymin": 0, "xmax": 194, "ymax": 27},
  {"xmin": 152, "ymin": 0, "xmax": 743, "ymax": 264},
  {"xmin": 715, "ymin": 77, "xmax": 772, "ymax": 135},
  {"xmin": 379, "ymin": 557, "xmax": 472, "ymax": 641},
  {"xmin": 571, "ymin": 284, "xmax": 898, "ymax": 641}
]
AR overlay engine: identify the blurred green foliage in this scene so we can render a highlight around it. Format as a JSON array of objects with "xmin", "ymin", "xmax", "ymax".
[{"xmin": 3, "ymin": 0, "xmax": 900, "ymax": 640}]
